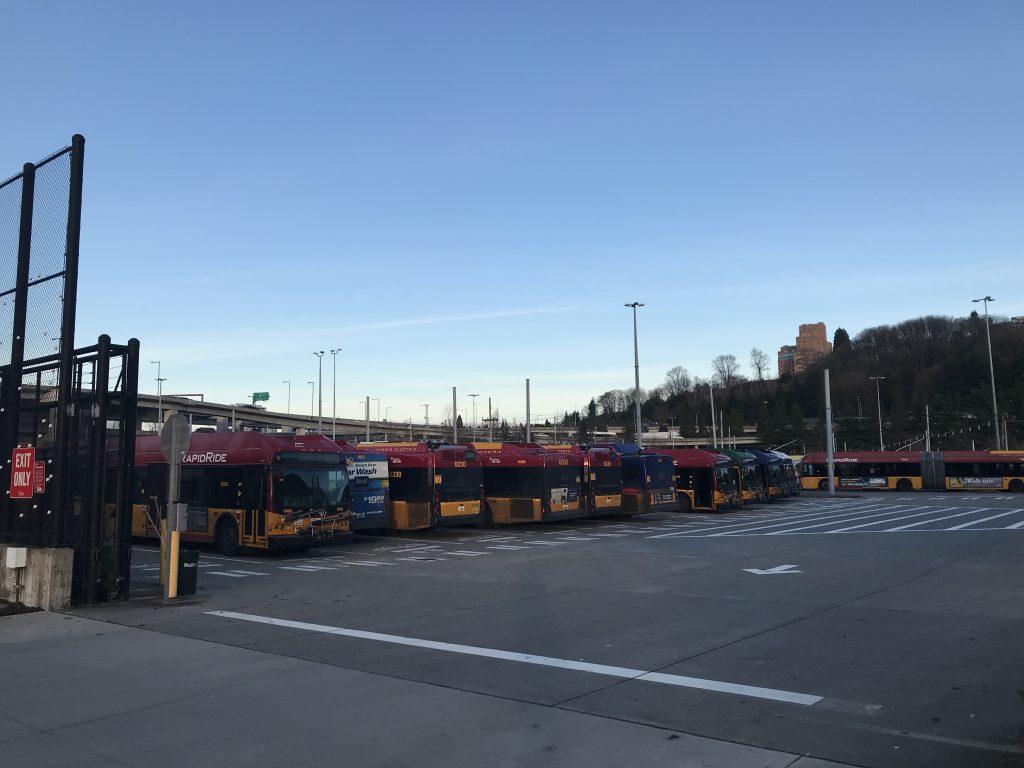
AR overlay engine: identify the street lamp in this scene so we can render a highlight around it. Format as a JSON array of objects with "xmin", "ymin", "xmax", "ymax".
[
  {"xmin": 972, "ymin": 296, "xmax": 1001, "ymax": 449},
  {"xmin": 307, "ymin": 381, "xmax": 315, "ymax": 420},
  {"xmin": 314, "ymin": 351, "xmax": 324, "ymax": 433},
  {"xmin": 468, "ymin": 393, "xmax": 479, "ymax": 440},
  {"xmin": 281, "ymin": 380, "xmax": 291, "ymax": 414},
  {"xmin": 330, "ymin": 348, "xmax": 341, "ymax": 439},
  {"xmin": 150, "ymin": 360, "xmax": 165, "ymax": 431},
  {"xmin": 420, "ymin": 403, "xmax": 430, "ymax": 439},
  {"xmin": 624, "ymin": 302, "xmax": 645, "ymax": 447},
  {"xmin": 870, "ymin": 376, "xmax": 886, "ymax": 450}
]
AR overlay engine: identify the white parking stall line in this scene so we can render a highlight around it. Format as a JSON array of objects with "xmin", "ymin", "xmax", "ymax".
[
  {"xmin": 395, "ymin": 556, "xmax": 449, "ymax": 562},
  {"xmin": 346, "ymin": 560, "xmax": 395, "ymax": 567},
  {"xmin": 1004, "ymin": 516, "xmax": 1024, "ymax": 530},
  {"xmin": 649, "ymin": 503, "xmax": 894, "ymax": 539},
  {"xmin": 486, "ymin": 545, "xmax": 531, "ymax": 551},
  {"xmin": 826, "ymin": 507, "xmax": 958, "ymax": 534},
  {"xmin": 557, "ymin": 536, "xmax": 596, "ymax": 542},
  {"xmin": 279, "ymin": 565, "xmax": 345, "ymax": 572},
  {"xmin": 225, "ymin": 570, "xmax": 269, "ymax": 576},
  {"xmin": 207, "ymin": 571, "xmax": 248, "ymax": 578},
  {"xmin": 208, "ymin": 611, "xmax": 835, "ymax": 707},
  {"xmin": 885, "ymin": 508, "xmax": 992, "ymax": 532},
  {"xmin": 708, "ymin": 505, "xmax": 905, "ymax": 538},
  {"xmin": 591, "ymin": 533, "xmax": 628, "ymax": 537},
  {"xmin": 947, "ymin": 510, "xmax": 1022, "ymax": 530},
  {"xmin": 449, "ymin": 551, "xmax": 488, "ymax": 557},
  {"xmin": 521, "ymin": 541, "xmax": 565, "ymax": 546}
]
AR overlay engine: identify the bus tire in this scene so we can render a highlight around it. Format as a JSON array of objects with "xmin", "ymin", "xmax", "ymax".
[
  {"xmin": 818, "ymin": 479, "xmax": 829, "ymax": 491},
  {"xmin": 896, "ymin": 478, "xmax": 912, "ymax": 492},
  {"xmin": 678, "ymin": 495, "xmax": 692, "ymax": 513},
  {"xmin": 1009, "ymin": 479, "xmax": 1024, "ymax": 493},
  {"xmin": 215, "ymin": 516, "xmax": 241, "ymax": 556}
]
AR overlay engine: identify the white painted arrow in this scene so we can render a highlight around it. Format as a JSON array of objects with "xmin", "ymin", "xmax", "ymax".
[{"xmin": 743, "ymin": 564, "xmax": 801, "ymax": 575}]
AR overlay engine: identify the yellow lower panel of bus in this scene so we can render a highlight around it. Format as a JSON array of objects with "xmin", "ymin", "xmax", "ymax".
[
  {"xmin": 439, "ymin": 500, "xmax": 480, "ymax": 518},
  {"xmin": 392, "ymin": 501, "xmax": 433, "ymax": 530},
  {"xmin": 548, "ymin": 499, "xmax": 580, "ymax": 515},
  {"xmin": 487, "ymin": 497, "xmax": 541, "ymax": 524},
  {"xmin": 594, "ymin": 494, "xmax": 622, "ymax": 509}
]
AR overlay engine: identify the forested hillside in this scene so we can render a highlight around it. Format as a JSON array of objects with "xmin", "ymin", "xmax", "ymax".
[{"xmin": 568, "ymin": 314, "xmax": 1024, "ymax": 451}]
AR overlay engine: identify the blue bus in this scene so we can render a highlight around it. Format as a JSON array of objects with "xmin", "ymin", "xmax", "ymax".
[
  {"xmin": 337, "ymin": 442, "xmax": 392, "ymax": 531},
  {"xmin": 594, "ymin": 443, "xmax": 677, "ymax": 514}
]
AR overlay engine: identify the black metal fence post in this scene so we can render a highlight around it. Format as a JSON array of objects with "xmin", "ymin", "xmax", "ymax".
[
  {"xmin": 83, "ymin": 334, "xmax": 110, "ymax": 605},
  {"xmin": 115, "ymin": 338, "xmax": 140, "ymax": 600}
]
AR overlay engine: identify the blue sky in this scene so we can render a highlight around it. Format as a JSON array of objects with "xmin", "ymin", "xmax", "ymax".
[{"xmin": 3, "ymin": 1, "xmax": 1022, "ymax": 424}]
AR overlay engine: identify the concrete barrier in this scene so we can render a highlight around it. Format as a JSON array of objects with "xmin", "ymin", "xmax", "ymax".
[{"xmin": 0, "ymin": 545, "xmax": 73, "ymax": 610}]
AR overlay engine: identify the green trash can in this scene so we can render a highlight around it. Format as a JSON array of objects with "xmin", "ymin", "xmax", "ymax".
[{"xmin": 177, "ymin": 550, "xmax": 200, "ymax": 596}]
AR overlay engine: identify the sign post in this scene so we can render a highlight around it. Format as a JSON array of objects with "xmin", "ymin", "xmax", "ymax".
[{"xmin": 160, "ymin": 412, "xmax": 191, "ymax": 600}]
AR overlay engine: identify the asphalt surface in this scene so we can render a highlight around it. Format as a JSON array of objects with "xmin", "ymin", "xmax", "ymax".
[{"xmin": 33, "ymin": 493, "xmax": 1024, "ymax": 766}]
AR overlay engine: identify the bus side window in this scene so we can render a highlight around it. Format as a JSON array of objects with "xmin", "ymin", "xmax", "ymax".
[{"xmin": 241, "ymin": 467, "xmax": 264, "ymax": 509}]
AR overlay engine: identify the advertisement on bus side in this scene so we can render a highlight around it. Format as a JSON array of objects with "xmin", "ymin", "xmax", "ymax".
[
  {"xmin": 948, "ymin": 477, "xmax": 1003, "ymax": 490},
  {"xmin": 837, "ymin": 477, "xmax": 889, "ymax": 488}
]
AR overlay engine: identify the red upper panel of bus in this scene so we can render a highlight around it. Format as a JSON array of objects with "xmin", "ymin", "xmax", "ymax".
[
  {"xmin": 469, "ymin": 442, "xmax": 581, "ymax": 468},
  {"xmin": 544, "ymin": 445, "xmax": 622, "ymax": 467},
  {"xmin": 941, "ymin": 450, "xmax": 1024, "ymax": 464},
  {"xmin": 655, "ymin": 448, "xmax": 718, "ymax": 469},
  {"xmin": 355, "ymin": 442, "xmax": 480, "ymax": 469},
  {"xmin": 136, "ymin": 432, "xmax": 344, "ymax": 466},
  {"xmin": 800, "ymin": 451, "xmax": 922, "ymax": 464}
]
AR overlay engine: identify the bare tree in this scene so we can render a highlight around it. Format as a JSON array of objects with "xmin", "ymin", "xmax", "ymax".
[
  {"xmin": 711, "ymin": 354, "xmax": 743, "ymax": 388},
  {"xmin": 749, "ymin": 348, "xmax": 769, "ymax": 382},
  {"xmin": 662, "ymin": 366, "xmax": 692, "ymax": 397}
]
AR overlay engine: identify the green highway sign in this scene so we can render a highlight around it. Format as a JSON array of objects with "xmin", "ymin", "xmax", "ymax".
[{"xmin": 252, "ymin": 391, "xmax": 270, "ymax": 403}]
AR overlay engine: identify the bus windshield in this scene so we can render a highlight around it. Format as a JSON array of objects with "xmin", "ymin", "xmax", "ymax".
[
  {"xmin": 715, "ymin": 465, "xmax": 737, "ymax": 491},
  {"xmin": 647, "ymin": 460, "xmax": 674, "ymax": 490},
  {"xmin": 272, "ymin": 466, "xmax": 349, "ymax": 509},
  {"xmin": 592, "ymin": 465, "xmax": 621, "ymax": 495},
  {"xmin": 439, "ymin": 466, "xmax": 482, "ymax": 498}
]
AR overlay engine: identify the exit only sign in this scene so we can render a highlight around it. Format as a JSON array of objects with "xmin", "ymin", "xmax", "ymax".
[{"xmin": 10, "ymin": 447, "xmax": 35, "ymax": 499}]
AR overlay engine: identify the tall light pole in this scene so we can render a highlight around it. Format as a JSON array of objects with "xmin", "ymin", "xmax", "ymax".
[
  {"xmin": 709, "ymin": 383, "xmax": 718, "ymax": 449},
  {"xmin": 871, "ymin": 376, "xmax": 885, "ymax": 450},
  {"xmin": 314, "ymin": 351, "xmax": 324, "ymax": 433},
  {"xmin": 330, "ymin": 348, "xmax": 341, "ymax": 439},
  {"xmin": 150, "ymin": 360, "xmax": 165, "ymax": 431},
  {"xmin": 307, "ymin": 381, "xmax": 315, "ymax": 421},
  {"xmin": 469, "ymin": 393, "xmax": 479, "ymax": 440},
  {"xmin": 421, "ymin": 403, "xmax": 430, "ymax": 440},
  {"xmin": 625, "ymin": 302, "xmax": 644, "ymax": 447},
  {"xmin": 972, "ymin": 296, "xmax": 1001, "ymax": 449},
  {"xmin": 281, "ymin": 380, "xmax": 291, "ymax": 414}
]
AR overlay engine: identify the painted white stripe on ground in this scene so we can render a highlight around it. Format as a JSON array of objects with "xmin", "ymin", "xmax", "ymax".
[
  {"xmin": 947, "ymin": 510, "xmax": 1021, "ymax": 530},
  {"xmin": 206, "ymin": 571, "xmax": 247, "ymax": 578},
  {"xmin": 279, "ymin": 565, "xmax": 340, "ymax": 572},
  {"xmin": 710, "ymin": 505, "xmax": 905, "ymax": 537},
  {"xmin": 521, "ymin": 541, "xmax": 564, "ymax": 546},
  {"xmin": 647, "ymin": 503, "xmax": 893, "ymax": 539},
  {"xmin": 557, "ymin": 536, "xmax": 596, "ymax": 541},
  {"xmin": 828, "ymin": 507, "xmax": 957, "ymax": 533},
  {"xmin": 591, "ymin": 533, "xmax": 627, "ymax": 537},
  {"xmin": 884, "ymin": 508, "xmax": 991, "ymax": 531},
  {"xmin": 346, "ymin": 560, "xmax": 393, "ymax": 566},
  {"xmin": 486, "ymin": 545, "xmax": 530, "ymax": 550},
  {"xmin": 226, "ymin": 570, "xmax": 269, "ymax": 576},
  {"xmin": 206, "ymin": 611, "xmax": 826, "ymax": 706},
  {"xmin": 1004, "ymin": 516, "xmax": 1024, "ymax": 529},
  {"xmin": 395, "ymin": 556, "xmax": 448, "ymax": 561},
  {"xmin": 449, "ymin": 551, "xmax": 487, "ymax": 556}
]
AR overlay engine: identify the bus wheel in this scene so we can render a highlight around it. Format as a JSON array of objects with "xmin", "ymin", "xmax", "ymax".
[
  {"xmin": 677, "ymin": 495, "xmax": 692, "ymax": 513},
  {"xmin": 1009, "ymin": 479, "xmax": 1024, "ymax": 492},
  {"xmin": 215, "ymin": 517, "xmax": 241, "ymax": 556},
  {"xmin": 818, "ymin": 479, "xmax": 829, "ymax": 491},
  {"xmin": 896, "ymin": 478, "xmax": 912, "ymax": 492}
]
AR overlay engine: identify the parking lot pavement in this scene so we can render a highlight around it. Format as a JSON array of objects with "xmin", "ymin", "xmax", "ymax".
[{"xmin": 73, "ymin": 493, "xmax": 1024, "ymax": 767}]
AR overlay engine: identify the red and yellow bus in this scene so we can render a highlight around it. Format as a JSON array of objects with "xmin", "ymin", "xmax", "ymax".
[
  {"xmin": 942, "ymin": 451, "xmax": 1024, "ymax": 492},
  {"xmin": 360, "ymin": 442, "xmax": 484, "ymax": 530},
  {"xmin": 133, "ymin": 433, "xmax": 350, "ymax": 554},
  {"xmin": 799, "ymin": 451, "xmax": 922, "ymax": 492},
  {"xmin": 659, "ymin": 448, "xmax": 741, "ymax": 512},
  {"xmin": 470, "ymin": 443, "xmax": 581, "ymax": 525},
  {"xmin": 546, "ymin": 445, "xmax": 624, "ymax": 517}
]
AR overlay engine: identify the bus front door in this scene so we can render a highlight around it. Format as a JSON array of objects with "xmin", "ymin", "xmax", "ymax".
[{"xmin": 241, "ymin": 508, "xmax": 268, "ymax": 549}]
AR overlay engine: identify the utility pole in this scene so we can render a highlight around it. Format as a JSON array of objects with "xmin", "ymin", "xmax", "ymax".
[
  {"xmin": 972, "ymin": 296, "xmax": 1001, "ymax": 449},
  {"xmin": 452, "ymin": 387, "xmax": 458, "ymax": 443},
  {"xmin": 709, "ymin": 383, "xmax": 718, "ymax": 449},
  {"xmin": 525, "ymin": 379, "xmax": 531, "ymax": 442},
  {"xmin": 307, "ymin": 381, "xmax": 314, "ymax": 422},
  {"xmin": 150, "ymin": 360, "xmax": 166, "ymax": 433},
  {"xmin": 330, "ymin": 349, "xmax": 340, "ymax": 439},
  {"xmin": 365, "ymin": 396, "xmax": 370, "ymax": 442},
  {"xmin": 314, "ymin": 351, "xmax": 324, "ymax": 433},
  {"xmin": 625, "ymin": 302, "xmax": 644, "ymax": 447},
  {"xmin": 469, "ymin": 393, "xmax": 479, "ymax": 440},
  {"xmin": 925, "ymin": 404, "xmax": 931, "ymax": 452},
  {"xmin": 871, "ymin": 376, "xmax": 885, "ymax": 450},
  {"xmin": 421, "ymin": 403, "xmax": 430, "ymax": 440},
  {"xmin": 488, "ymin": 397, "xmax": 493, "ymax": 441},
  {"xmin": 282, "ymin": 380, "xmax": 291, "ymax": 415},
  {"xmin": 824, "ymin": 369, "xmax": 835, "ymax": 497}
]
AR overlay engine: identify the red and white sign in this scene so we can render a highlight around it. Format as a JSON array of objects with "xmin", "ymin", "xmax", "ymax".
[
  {"xmin": 10, "ymin": 447, "xmax": 35, "ymax": 499},
  {"xmin": 33, "ymin": 461, "xmax": 46, "ymax": 494}
]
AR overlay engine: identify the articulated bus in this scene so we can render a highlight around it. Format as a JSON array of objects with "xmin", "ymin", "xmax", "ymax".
[
  {"xmin": 470, "ymin": 443, "xmax": 581, "ymax": 525},
  {"xmin": 720, "ymin": 449, "xmax": 764, "ymax": 504},
  {"xmin": 360, "ymin": 442, "xmax": 484, "ymax": 530},
  {"xmin": 659, "ymin": 448, "xmax": 741, "ymax": 512},
  {"xmin": 941, "ymin": 451, "xmax": 1024, "ymax": 492},
  {"xmin": 132, "ymin": 433, "xmax": 350, "ymax": 554},
  {"xmin": 800, "ymin": 451, "xmax": 922, "ymax": 491},
  {"xmin": 546, "ymin": 445, "xmax": 624, "ymax": 517},
  {"xmin": 337, "ymin": 442, "xmax": 392, "ymax": 531},
  {"xmin": 594, "ymin": 443, "xmax": 677, "ymax": 514}
]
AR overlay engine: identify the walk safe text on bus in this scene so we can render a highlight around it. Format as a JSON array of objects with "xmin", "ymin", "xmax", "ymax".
[
  {"xmin": 132, "ymin": 433, "xmax": 350, "ymax": 554},
  {"xmin": 360, "ymin": 442, "xmax": 484, "ymax": 530},
  {"xmin": 470, "ymin": 443, "xmax": 581, "ymax": 525}
]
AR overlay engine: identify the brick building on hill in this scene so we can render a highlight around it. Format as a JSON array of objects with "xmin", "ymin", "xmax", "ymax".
[{"xmin": 778, "ymin": 322, "xmax": 832, "ymax": 376}]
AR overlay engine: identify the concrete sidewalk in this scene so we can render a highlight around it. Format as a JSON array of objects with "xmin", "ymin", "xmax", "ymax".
[{"xmin": 0, "ymin": 612, "xmax": 860, "ymax": 768}]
